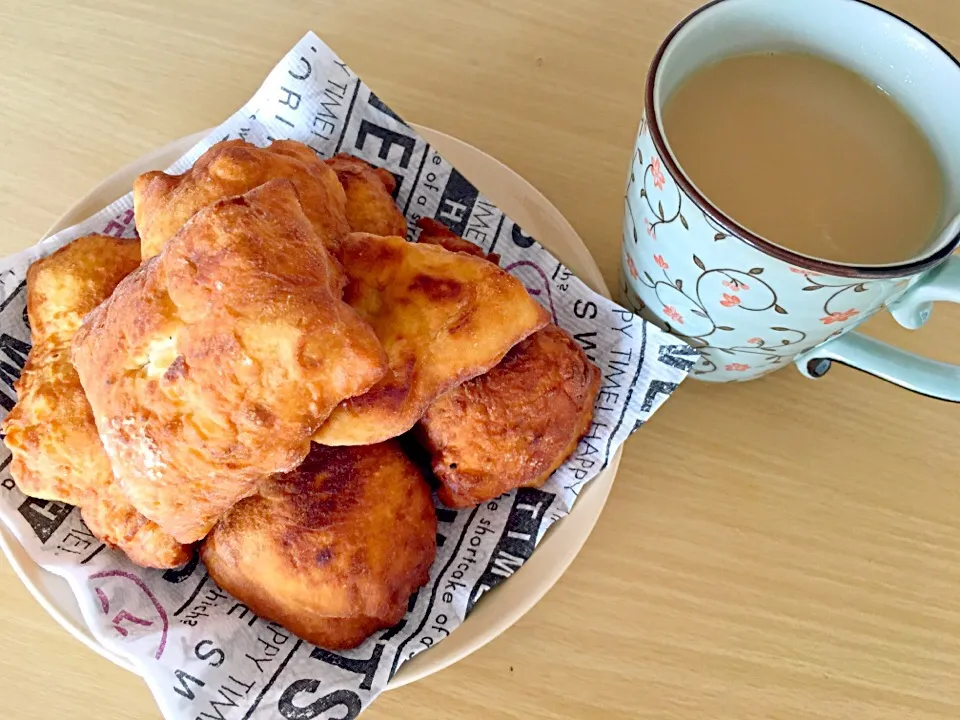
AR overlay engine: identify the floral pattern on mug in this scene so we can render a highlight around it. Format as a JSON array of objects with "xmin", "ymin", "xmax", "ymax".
[
  {"xmin": 820, "ymin": 309, "xmax": 859, "ymax": 324},
  {"xmin": 663, "ymin": 305, "xmax": 684, "ymax": 324},
  {"xmin": 651, "ymin": 157, "xmax": 666, "ymax": 191},
  {"xmin": 621, "ymin": 112, "xmax": 912, "ymax": 382}
]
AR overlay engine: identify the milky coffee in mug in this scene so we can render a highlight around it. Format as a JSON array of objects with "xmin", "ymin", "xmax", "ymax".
[
  {"xmin": 622, "ymin": 0, "xmax": 960, "ymax": 396},
  {"xmin": 663, "ymin": 51, "xmax": 944, "ymax": 266}
]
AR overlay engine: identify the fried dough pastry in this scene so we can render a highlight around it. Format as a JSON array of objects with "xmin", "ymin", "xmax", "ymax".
[
  {"xmin": 418, "ymin": 325, "xmax": 601, "ymax": 508},
  {"xmin": 416, "ymin": 217, "xmax": 499, "ymax": 263},
  {"xmin": 201, "ymin": 441, "xmax": 437, "ymax": 650},
  {"xmin": 326, "ymin": 154, "xmax": 407, "ymax": 237},
  {"xmin": 72, "ymin": 181, "xmax": 387, "ymax": 543},
  {"xmin": 313, "ymin": 233, "xmax": 550, "ymax": 445},
  {"xmin": 2, "ymin": 235, "xmax": 191, "ymax": 567},
  {"xmin": 135, "ymin": 139, "xmax": 349, "ymax": 260},
  {"xmin": 81, "ymin": 485, "xmax": 193, "ymax": 568}
]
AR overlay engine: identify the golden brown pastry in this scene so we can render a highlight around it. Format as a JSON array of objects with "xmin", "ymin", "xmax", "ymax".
[
  {"xmin": 313, "ymin": 233, "xmax": 551, "ymax": 446},
  {"xmin": 201, "ymin": 441, "xmax": 437, "ymax": 650},
  {"xmin": 2, "ymin": 235, "xmax": 191, "ymax": 568},
  {"xmin": 326, "ymin": 154, "xmax": 407, "ymax": 237},
  {"xmin": 135, "ymin": 139, "xmax": 349, "ymax": 260},
  {"xmin": 72, "ymin": 181, "xmax": 388, "ymax": 543},
  {"xmin": 418, "ymin": 324, "xmax": 601, "ymax": 508},
  {"xmin": 416, "ymin": 217, "xmax": 500, "ymax": 264},
  {"xmin": 80, "ymin": 485, "xmax": 193, "ymax": 568}
]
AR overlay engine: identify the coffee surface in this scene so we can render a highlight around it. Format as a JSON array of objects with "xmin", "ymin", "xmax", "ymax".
[{"xmin": 663, "ymin": 52, "xmax": 943, "ymax": 265}]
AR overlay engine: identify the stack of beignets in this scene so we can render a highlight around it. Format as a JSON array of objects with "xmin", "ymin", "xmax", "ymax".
[{"xmin": 3, "ymin": 139, "xmax": 601, "ymax": 649}]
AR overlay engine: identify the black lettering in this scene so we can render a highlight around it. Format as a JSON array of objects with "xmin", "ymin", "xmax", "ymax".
[
  {"xmin": 658, "ymin": 344, "xmax": 699, "ymax": 372},
  {"xmin": 511, "ymin": 224, "xmax": 535, "ymax": 248},
  {"xmin": 278, "ymin": 681, "xmax": 362, "ymax": 720},
  {"xmin": 435, "ymin": 507, "xmax": 458, "ymax": 524},
  {"xmin": 0, "ymin": 333, "xmax": 30, "ymax": 368},
  {"xmin": 367, "ymin": 91, "xmax": 406, "ymax": 125},
  {"xmin": 256, "ymin": 637, "xmax": 280, "ymax": 657},
  {"xmin": 574, "ymin": 300, "xmax": 598, "ymax": 320},
  {"xmin": 246, "ymin": 653, "xmax": 271, "ymax": 674},
  {"xmin": 195, "ymin": 640, "xmax": 225, "ymax": 668},
  {"xmin": 279, "ymin": 87, "xmax": 301, "ymax": 110},
  {"xmin": 444, "ymin": 579, "xmax": 466, "ymax": 593},
  {"xmin": 227, "ymin": 602, "xmax": 259, "ymax": 626},
  {"xmin": 378, "ymin": 618, "xmax": 406, "ymax": 642},
  {"xmin": 289, "ymin": 56, "xmax": 311, "ymax": 80},
  {"xmin": 310, "ymin": 643, "xmax": 384, "ymax": 691},
  {"xmin": 641, "ymin": 380, "xmax": 679, "ymax": 412},
  {"xmin": 263, "ymin": 623, "xmax": 290, "ymax": 646},
  {"xmin": 172, "ymin": 668, "xmax": 205, "ymax": 700},
  {"xmin": 227, "ymin": 675, "xmax": 255, "ymax": 693},
  {"xmin": 198, "ymin": 690, "xmax": 237, "ymax": 720},
  {"xmin": 162, "ymin": 553, "xmax": 200, "ymax": 584},
  {"xmin": 0, "ymin": 332, "xmax": 29, "ymax": 411},
  {"xmin": 467, "ymin": 487, "xmax": 554, "ymax": 615},
  {"xmin": 597, "ymin": 390, "xmax": 618, "ymax": 408},
  {"xmin": 203, "ymin": 587, "xmax": 228, "ymax": 603},
  {"xmin": 354, "ymin": 120, "xmax": 416, "ymax": 168},
  {"xmin": 17, "ymin": 497, "xmax": 72, "ymax": 543}
]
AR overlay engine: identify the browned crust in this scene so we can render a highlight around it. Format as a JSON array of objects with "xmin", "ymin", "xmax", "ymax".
[
  {"xmin": 416, "ymin": 217, "xmax": 500, "ymax": 264},
  {"xmin": 313, "ymin": 233, "xmax": 550, "ymax": 446},
  {"xmin": 201, "ymin": 441, "xmax": 436, "ymax": 650},
  {"xmin": 325, "ymin": 153, "xmax": 408, "ymax": 238},
  {"xmin": 418, "ymin": 325, "xmax": 601, "ymax": 508},
  {"xmin": 2, "ymin": 234, "xmax": 192, "ymax": 568},
  {"xmin": 72, "ymin": 181, "xmax": 387, "ymax": 543},
  {"xmin": 134, "ymin": 139, "xmax": 349, "ymax": 260}
]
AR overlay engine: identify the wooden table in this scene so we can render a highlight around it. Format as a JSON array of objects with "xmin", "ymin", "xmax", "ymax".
[{"xmin": 3, "ymin": 1, "xmax": 960, "ymax": 718}]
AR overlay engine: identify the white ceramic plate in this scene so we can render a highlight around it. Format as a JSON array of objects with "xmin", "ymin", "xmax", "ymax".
[{"xmin": 0, "ymin": 125, "xmax": 621, "ymax": 689}]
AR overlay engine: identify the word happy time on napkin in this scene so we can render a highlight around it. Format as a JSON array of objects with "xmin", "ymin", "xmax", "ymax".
[{"xmin": 0, "ymin": 32, "xmax": 693, "ymax": 720}]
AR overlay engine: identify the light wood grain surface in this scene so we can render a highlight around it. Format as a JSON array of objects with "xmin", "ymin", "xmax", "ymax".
[{"xmin": 2, "ymin": 1, "xmax": 960, "ymax": 718}]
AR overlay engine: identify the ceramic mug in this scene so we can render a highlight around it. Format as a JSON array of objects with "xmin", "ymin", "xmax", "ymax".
[{"xmin": 621, "ymin": 0, "xmax": 960, "ymax": 398}]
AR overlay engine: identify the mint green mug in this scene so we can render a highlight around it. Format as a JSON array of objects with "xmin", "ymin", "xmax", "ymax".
[{"xmin": 621, "ymin": 0, "xmax": 960, "ymax": 399}]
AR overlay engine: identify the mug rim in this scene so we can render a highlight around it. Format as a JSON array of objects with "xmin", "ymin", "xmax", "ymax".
[{"xmin": 644, "ymin": 0, "xmax": 960, "ymax": 280}]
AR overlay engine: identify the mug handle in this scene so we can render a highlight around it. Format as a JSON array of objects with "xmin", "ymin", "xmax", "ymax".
[{"xmin": 795, "ymin": 256, "xmax": 960, "ymax": 401}]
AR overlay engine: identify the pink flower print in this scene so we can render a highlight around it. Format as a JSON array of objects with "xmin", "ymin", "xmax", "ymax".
[
  {"xmin": 645, "ymin": 219, "xmax": 656, "ymax": 239},
  {"xmin": 663, "ymin": 305, "xmax": 684, "ymax": 324},
  {"xmin": 725, "ymin": 363, "xmax": 750, "ymax": 372},
  {"xmin": 720, "ymin": 293, "xmax": 741, "ymax": 307},
  {"xmin": 820, "ymin": 308, "xmax": 860, "ymax": 325},
  {"xmin": 626, "ymin": 255, "xmax": 639, "ymax": 280},
  {"xmin": 651, "ymin": 157, "xmax": 666, "ymax": 191},
  {"xmin": 722, "ymin": 278, "xmax": 749, "ymax": 291},
  {"xmin": 747, "ymin": 337, "xmax": 763, "ymax": 345},
  {"xmin": 654, "ymin": 254, "xmax": 669, "ymax": 270}
]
